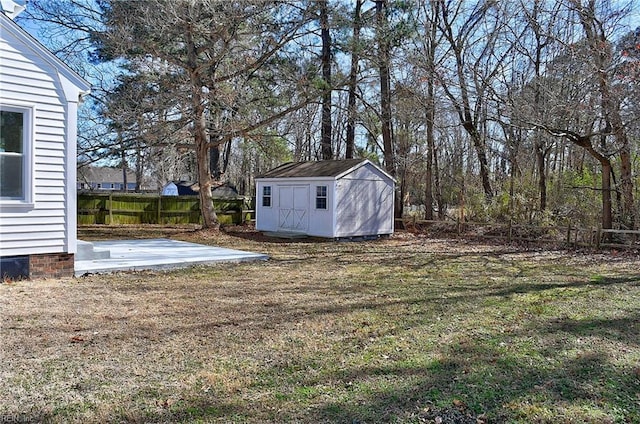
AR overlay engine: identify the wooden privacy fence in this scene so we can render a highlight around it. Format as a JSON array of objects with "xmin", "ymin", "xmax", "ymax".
[
  {"xmin": 78, "ymin": 193, "xmax": 251, "ymax": 225},
  {"xmin": 397, "ymin": 217, "xmax": 640, "ymax": 250}
]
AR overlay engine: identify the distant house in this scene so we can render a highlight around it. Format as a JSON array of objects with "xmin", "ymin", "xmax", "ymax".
[
  {"xmin": 0, "ymin": 2, "xmax": 91, "ymax": 279},
  {"xmin": 162, "ymin": 181, "xmax": 239, "ymax": 198},
  {"xmin": 77, "ymin": 166, "xmax": 137, "ymax": 191},
  {"xmin": 255, "ymin": 159, "xmax": 395, "ymax": 238}
]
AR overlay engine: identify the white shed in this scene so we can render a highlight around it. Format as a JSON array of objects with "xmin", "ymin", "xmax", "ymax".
[
  {"xmin": 255, "ymin": 159, "xmax": 395, "ymax": 238},
  {"xmin": 0, "ymin": 5, "xmax": 91, "ymax": 279}
]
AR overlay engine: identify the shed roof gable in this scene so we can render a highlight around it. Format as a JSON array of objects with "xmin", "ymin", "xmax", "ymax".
[{"xmin": 257, "ymin": 159, "xmax": 392, "ymax": 180}]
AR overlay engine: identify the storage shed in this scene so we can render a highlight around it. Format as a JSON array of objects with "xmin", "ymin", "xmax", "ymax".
[
  {"xmin": 0, "ymin": 4, "xmax": 91, "ymax": 279},
  {"xmin": 255, "ymin": 159, "xmax": 395, "ymax": 238},
  {"xmin": 161, "ymin": 181, "xmax": 199, "ymax": 196}
]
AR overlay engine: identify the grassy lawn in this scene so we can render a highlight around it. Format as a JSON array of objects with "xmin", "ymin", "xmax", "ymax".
[{"xmin": 1, "ymin": 225, "xmax": 639, "ymax": 423}]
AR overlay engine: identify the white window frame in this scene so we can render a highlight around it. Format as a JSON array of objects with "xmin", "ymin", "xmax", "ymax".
[
  {"xmin": 0, "ymin": 103, "xmax": 35, "ymax": 208},
  {"xmin": 315, "ymin": 185, "xmax": 328, "ymax": 210},
  {"xmin": 262, "ymin": 185, "xmax": 272, "ymax": 208}
]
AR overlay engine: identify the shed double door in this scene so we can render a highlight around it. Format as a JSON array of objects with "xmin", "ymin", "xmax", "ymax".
[{"xmin": 278, "ymin": 185, "xmax": 309, "ymax": 232}]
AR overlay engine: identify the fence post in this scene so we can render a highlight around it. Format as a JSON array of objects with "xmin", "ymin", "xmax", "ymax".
[
  {"xmin": 108, "ymin": 192, "xmax": 113, "ymax": 224},
  {"xmin": 508, "ymin": 220, "xmax": 512, "ymax": 243},
  {"xmin": 595, "ymin": 226, "xmax": 601, "ymax": 249},
  {"xmin": 157, "ymin": 196, "xmax": 162, "ymax": 225}
]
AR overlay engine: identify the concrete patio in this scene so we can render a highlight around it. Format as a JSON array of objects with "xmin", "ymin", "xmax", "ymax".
[{"xmin": 74, "ymin": 239, "xmax": 268, "ymax": 276}]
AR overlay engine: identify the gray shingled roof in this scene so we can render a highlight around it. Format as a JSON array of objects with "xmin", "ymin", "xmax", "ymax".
[
  {"xmin": 77, "ymin": 166, "xmax": 136, "ymax": 184},
  {"xmin": 257, "ymin": 159, "xmax": 368, "ymax": 179}
]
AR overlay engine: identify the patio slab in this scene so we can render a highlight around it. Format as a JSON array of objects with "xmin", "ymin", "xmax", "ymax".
[{"xmin": 75, "ymin": 239, "xmax": 268, "ymax": 276}]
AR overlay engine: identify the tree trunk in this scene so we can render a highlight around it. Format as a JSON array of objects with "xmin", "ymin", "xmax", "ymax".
[
  {"xmin": 425, "ymin": 105, "xmax": 434, "ymax": 220},
  {"xmin": 345, "ymin": 0, "xmax": 362, "ymax": 159},
  {"xmin": 320, "ymin": 0, "xmax": 332, "ymax": 160},
  {"xmin": 186, "ymin": 26, "xmax": 219, "ymax": 230},
  {"xmin": 135, "ymin": 145, "xmax": 143, "ymax": 193},
  {"xmin": 375, "ymin": 0, "xmax": 394, "ymax": 175},
  {"xmin": 535, "ymin": 140, "xmax": 547, "ymax": 212},
  {"xmin": 209, "ymin": 143, "xmax": 221, "ymax": 180},
  {"xmin": 620, "ymin": 146, "xmax": 634, "ymax": 227},
  {"xmin": 529, "ymin": 0, "xmax": 547, "ymax": 213},
  {"xmin": 423, "ymin": 0, "xmax": 439, "ymax": 220},
  {"xmin": 602, "ymin": 161, "xmax": 612, "ymax": 231},
  {"xmin": 425, "ymin": 142, "xmax": 434, "ymax": 220},
  {"xmin": 434, "ymin": 142, "xmax": 445, "ymax": 219},
  {"xmin": 375, "ymin": 0, "xmax": 399, "ymax": 218},
  {"xmin": 195, "ymin": 104, "xmax": 219, "ymax": 230},
  {"xmin": 222, "ymin": 140, "xmax": 232, "ymax": 175},
  {"xmin": 121, "ymin": 149, "xmax": 128, "ymax": 192},
  {"xmin": 464, "ymin": 122, "xmax": 492, "ymax": 199}
]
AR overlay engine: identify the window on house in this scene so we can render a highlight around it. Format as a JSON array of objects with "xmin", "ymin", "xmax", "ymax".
[
  {"xmin": 262, "ymin": 186, "xmax": 272, "ymax": 207},
  {"xmin": 0, "ymin": 105, "xmax": 33, "ymax": 204},
  {"xmin": 316, "ymin": 185, "xmax": 327, "ymax": 209}
]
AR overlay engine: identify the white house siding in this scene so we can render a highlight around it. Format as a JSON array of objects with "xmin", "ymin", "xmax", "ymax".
[{"xmin": 0, "ymin": 22, "xmax": 74, "ymax": 256}]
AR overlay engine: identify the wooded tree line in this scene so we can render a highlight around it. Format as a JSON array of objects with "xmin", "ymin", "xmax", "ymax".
[{"xmin": 21, "ymin": 0, "xmax": 640, "ymax": 230}]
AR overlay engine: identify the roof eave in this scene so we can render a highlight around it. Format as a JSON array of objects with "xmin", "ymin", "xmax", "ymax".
[
  {"xmin": 255, "ymin": 175, "xmax": 338, "ymax": 182},
  {"xmin": 335, "ymin": 159, "xmax": 396, "ymax": 182},
  {"xmin": 0, "ymin": 12, "xmax": 91, "ymax": 93}
]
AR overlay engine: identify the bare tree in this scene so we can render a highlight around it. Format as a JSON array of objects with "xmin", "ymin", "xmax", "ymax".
[
  {"xmin": 518, "ymin": 0, "xmax": 564, "ymax": 212},
  {"xmin": 412, "ymin": 0, "xmax": 442, "ymax": 220},
  {"xmin": 569, "ymin": 0, "xmax": 635, "ymax": 228},
  {"xmin": 436, "ymin": 0, "xmax": 503, "ymax": 200},
  {"xmin": 97, "ymin": 0, "xmax": 316, "ymax": 229}
]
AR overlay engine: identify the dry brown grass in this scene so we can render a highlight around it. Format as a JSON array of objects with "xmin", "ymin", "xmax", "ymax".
[{"xmin": 1, "ymin": 225, "xmax": 639, "ymax": 423}]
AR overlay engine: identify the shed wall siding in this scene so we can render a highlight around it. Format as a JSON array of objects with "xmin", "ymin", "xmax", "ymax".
[
  {"xmin": 335, "ymin": 165, "xmax": 394, "ymax": 237},
  {"xmin": 255, "ymin": 181, "xmax": 276, "ymax": 232},
  {"xmin": 306, "ymin": 182, "xmax": 336, "ymax": 237},
  {"xmin": 0, "ymin": 29, "xmax": 70, "ymax": 256}
]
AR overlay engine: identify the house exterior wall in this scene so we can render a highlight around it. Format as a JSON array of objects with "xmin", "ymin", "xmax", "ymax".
[
  {"xmin": 29, "ymin": 252, "xmax": 75, "ymax": 279},
  {"xmin": 0, "ymin": 14, "xmax": 89, "ymax": 274}
]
